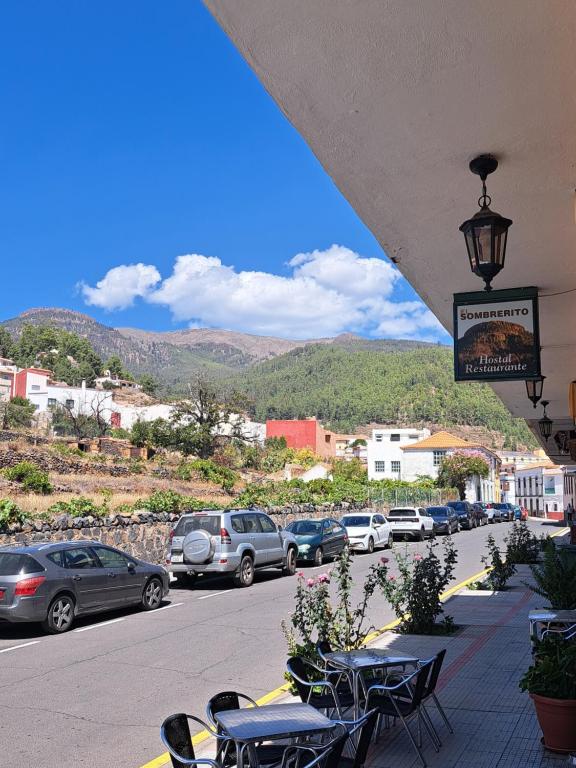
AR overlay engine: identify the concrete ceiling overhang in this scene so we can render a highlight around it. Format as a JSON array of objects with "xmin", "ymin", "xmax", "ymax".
[{"xmin": 205, "ymin": 0, "xmax": 576, "ymax": 461}]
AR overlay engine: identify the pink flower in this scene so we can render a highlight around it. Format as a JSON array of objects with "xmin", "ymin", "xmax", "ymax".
[
  {"xmin": 388, "ymin": 575, "xmax": 396, "ymax": 582},
  {"xmin": 297, "ymin": 571, "xmax": 305, "ymax": 578},
  {"xmin": 380, "ymin": 557, "xmax": 389, "ymax": 564},
  {"xmin": 317, "ymin": 573, "xmax": 330, "ymax": 584},
  {"xmin": 306, "ymin": 578, "xmax": 315, "ymax": 588},
  {"xmin": 413, "ymin": 553, "xmax": 423, "ymax": 561}
]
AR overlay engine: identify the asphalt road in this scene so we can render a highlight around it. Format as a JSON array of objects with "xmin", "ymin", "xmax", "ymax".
[{"xmin": 0, "ymin": 518, "xmax": 559, "ymax": 768}]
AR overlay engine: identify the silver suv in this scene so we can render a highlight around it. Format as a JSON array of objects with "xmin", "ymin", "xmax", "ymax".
[{"xmin": 167, "ymin": 509, "xmax": 298, "ymax": 588}]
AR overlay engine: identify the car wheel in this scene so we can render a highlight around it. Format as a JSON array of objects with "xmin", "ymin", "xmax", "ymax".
[
  {"xmin": 366, "ymin": 537, "xmax": 374, "ymax": 554},
  {"xmin": 42, "ymin": 594, "xmax": 75, "ymax": 634},
  {"xmin": 417, "ymin": 527, "xmax": 425, "ymax": 541},
  {"xmin": 175, "ymin": 573, "xmax": 197, "ymax": 588},
  {"xmin": 234, "ymin": 555, "xmax": 254, "ymax": 587},
  {"xmin": 142, "ymin": 577, "xmax": 163, "ymax": 610},
  {"xmin": 313, "ymin": 547, "xmax": 324, "ymax": 567},
  {"xmin": 387, "ymin": 533, "xmax": 394, "ymax": 549},
  {"xmin": 282, "ymin": 547, "xmax": 297, "ymax": 576}
]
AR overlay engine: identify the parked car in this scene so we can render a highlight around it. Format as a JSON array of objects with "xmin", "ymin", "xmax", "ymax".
[
  {"xmin": 286, "ymin": 518, "xmax": 348, "ymax": 565},
  {"xmin": 427, "ymin": 506, "xmax": 459, "ymax": 535},
  {"xmin": 482, "ymin": 502, "xmax": 501, "ymax": 523},
  {"xmin": 340, "ymin": 512, "xmax": 393, "ymax": 553},
  {"xmin": 0, "ymin": 541, "xmax": 170, "ymax": 634},
  {"xmin": 492, "ymin": 502, "xmax": 515, "ymax": 522},
  {"xmin": 471, "ymin": 503, "xmax": 489, "ymax": 526},
  {"xmin": 168, "ymin": 509, "xmax": 298, "ymax": 587},
  {"xmin": 520, "ymin": 507, "xmax": 529, "ymax": 521},
  {"xmin": 513, "ymin": 506, "xmax": 528, "ymax": 521},
  {"xmin": 446, "ymin": 500, "xmax": 476, "ymax": 530},
  {"xmin": 387, "ymin": 507, "xmax": 435, "ymax": 540}
]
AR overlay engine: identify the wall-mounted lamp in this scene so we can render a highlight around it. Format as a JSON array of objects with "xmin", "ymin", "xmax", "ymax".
[
  {"xmin": 525, "ymin": 376, "xmax": 545, "ymax": 408},
  {"xmin": 538, "ymin": 400, "xmax": 553, "ymax": 442}
]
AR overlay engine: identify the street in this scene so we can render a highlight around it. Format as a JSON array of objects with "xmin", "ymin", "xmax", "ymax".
[{"xmin": 0, "ymin": 518, "xmax": 557, "ymax": 768}]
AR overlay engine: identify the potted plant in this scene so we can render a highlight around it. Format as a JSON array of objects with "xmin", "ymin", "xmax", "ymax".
[
  {"xmin": 519, "ymin": 637, "xmax": 576, "ymax": 753},
  {"xmin": 528, "ymin": 541, "xmax": 576, "ymax": 610}
]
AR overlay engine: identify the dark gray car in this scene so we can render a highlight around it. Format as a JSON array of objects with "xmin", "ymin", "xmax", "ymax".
[{"xmin": 0, "ymin": 540, "xmax": 170, "ymax": 634}]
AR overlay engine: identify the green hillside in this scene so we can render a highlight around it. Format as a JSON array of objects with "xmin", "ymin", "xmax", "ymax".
[{"xmin": 231, "ymin": 344, "xmax": 536, "ymax": 449}]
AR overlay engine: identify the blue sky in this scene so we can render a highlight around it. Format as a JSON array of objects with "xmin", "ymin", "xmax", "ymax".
[{"xmin": 0, "ymin": 2, "xmax": 449, "ymax": 342}]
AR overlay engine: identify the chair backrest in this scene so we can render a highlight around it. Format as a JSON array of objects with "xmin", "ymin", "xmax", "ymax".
[
  {"xmin": 351, "ymin": 710, "xmax": 379, "ymax": 768},
  {"xmin": 322, "ymin": 731, "xmax": 350, "ymax": 768},
  {"xmin": 162, "ymin": 713, "xmax": 195, "ymax": 768},
  {"xmin": 410, "ymin": 659, "xmax": 434, "ymax": 708},
  {"xmin": 424, "ymin": 649, "xmax": 446, "ymax": 698},
  {"xmin": 317, "ymin": 640, "xmax": 333, "ymax": 657},
  {"xmin": 207, "ymin": 691, "xmax": 241, "ymax": 723},
  {"xmin": 287, "ymin": 656, "xmax": 312, "ymax": 702}
]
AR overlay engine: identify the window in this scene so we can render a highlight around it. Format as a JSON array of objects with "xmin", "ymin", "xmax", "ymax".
[
  {"xmin": 31, "ymin": 384, "xmax": 40, "ymax": 391},
  {"xmin": 230, "ymin": 515, "xmax": 244, "ymax": 534},
  {"xmin": 374, "ymin": 461, "xmax": 385, "ymax": 473},
  {"xmin": 375, "ymin": 434, "xmax": 383, "ymax": 442},
  {"xmin": 62, "ymin": 547, "xmax": 99, "ymax": 569},
  {"xmin": 174, "ymin": 514, "xmax": 221, "ymax": 537},
  {"xmin": 409, "ymin": 434, "xmax": 419, "ymax": 440},
  {"xmin": 0, "ymin": 553, "xmax": 44, "ymax": 575},
  {"xmin": 391, "ymin": 461, "xmax": 401, "ymax": 473},
  {"xmin": 92, "ymin": 546, "xmax": 132, "ymax": 569},
  {"xmin": 46, "ymin": 551, "xmax": 64, "ymax": 568},
  {"xmin": 47, "ymin": 398, "xmax": 56, "ymax": 407},
  {"xmin": 66, "ymin": 399, "xmax": 75, "ymax": 408},
  {"xmin": 242, "ymin": 513, "xmax": 262, "ymax": 534},
  {"xmin": 325, "ymin": 434, "xmax": 331, "ymax": 443},
  {"xmin": 390, "ymin": 434, "xmax": 400, "ymax": 441},
  {"xmin": 433, "ymin": 451, "xmax": 446, "ymax": 466},
  {"xmin": 374, "ymin": 515, "xmax": 385, "ymax": 525},
  {"xmin": 258, "ymin": 515, "xmax": 276, "ymax": 533}
]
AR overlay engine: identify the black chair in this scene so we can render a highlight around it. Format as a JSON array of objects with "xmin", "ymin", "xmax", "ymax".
[
  {"xmin": 334, "ymin": 710, "xmax": 379, "ymax": 768},
  {"xmin": 206, "ymin": 691, "xmax": 286, "ymax": 767},
  {"xmin": 316, "ymin": 642, "xmax": 354, "ymax": 697},
  {"xmin": 280, "ymin": 728, "xmax": 349, "ymax": 768},
  {"xmin": 365, "ymin": 659, "xmax": 437, "ymax": 767},
  {"xmin": 161, "ymin": 713, "xmax": 222, "ymax": 768},
  {"xmin": 287, "ymin": 656, "xmax": 355, "ymax": 718},
  {"xmin": 419, "ymin": 649, "xmax": 453, "ymax": 739}
]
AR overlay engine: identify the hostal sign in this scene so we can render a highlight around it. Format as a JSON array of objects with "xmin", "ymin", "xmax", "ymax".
[{"xmin": 453, "ymin": 287, "xmax": 541, "ymax": 382}]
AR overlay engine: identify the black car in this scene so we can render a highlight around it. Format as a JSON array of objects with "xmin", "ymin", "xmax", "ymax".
[
  {"xmin": 471, "ymin": 503, "xmax": 489, "ymax": 526},
  {"xmin": 492, "ymin": 502, "xmax": 515, "ymax": 522},
  {"xmin": 427, "ymin": 506, "xmax": 459, "ymax": 535},
  {"xmin": 446, "ymin": 500, "xmax": 476, "ymax": 530}
]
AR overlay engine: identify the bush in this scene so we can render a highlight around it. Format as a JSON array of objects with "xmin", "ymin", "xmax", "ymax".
[
  {"xmin": 506, "ymin": 521, "xmax": 540, "ymax": 564},
  {"xmin": 520, "ymin": 636, "xmax": 576, "ymax": 699},
  {"xmin": 4, "ymin": 461, "xmax": 53, "ymax": 494},
  {"xmin": 138, "ymin": 490, "xmax": 183, "ymax": 515},
  {"xmin": 187, "ymin": 459, "xmax": 238, "ymax": 492},
  {"xmin": 48, "ymin": 497, "xmax": 103, "ymax": 518},
  {"xmin": 0, "ymin": 499, "xmax": 26, "ymax": 529},
  {"xmin": 127, "ymin": 458, "xmax": 145, "ymax": 474},
  {"xmin": 377, "ymin": 538, "xmax": 458, "ymax": 634},
  {"xmin": 482, "ymin": 534, "xmax": 516, "ymax": 590},
  {"xmin": 528, "ymin": 541, "xmax": 576, "ymax": 609}
]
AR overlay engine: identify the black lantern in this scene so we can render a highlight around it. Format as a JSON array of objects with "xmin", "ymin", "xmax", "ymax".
[
  {"xmin": 525, "ymin": 376, "xmax": 545, "ymax": 408},
  {"xmin": 460, "ymin": 155, "xmax": 513, "ymax": 291},
  {"xmin": 538, "ymin": 400, "xmax": 553, "ymax": 442}
]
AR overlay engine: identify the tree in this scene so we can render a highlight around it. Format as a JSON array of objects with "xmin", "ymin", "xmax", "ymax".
[
  {"xmin": 104, "ymin": 355, "xmax": 125, "ymax": 378},
  {"xmin": 436, "ymin": 451, "xmax": 489, "ymax": 500},
  {"xmin": 50, "ymin": 393, "xmax": 111, "ymax": 439},
  {"xmin": 0, "ymin": 396, "xmax": 36, "ymax": 429},
  {"xmin": 331, "ymin": 458, "xmax": 367, "ymax": 481},
  {"xmin": 139, "ymin": 374, "xmax": 158, "ymax": 397},
  {"xmin": 0, "ymin": 327, "xmax": 14, "ymax": 358}
]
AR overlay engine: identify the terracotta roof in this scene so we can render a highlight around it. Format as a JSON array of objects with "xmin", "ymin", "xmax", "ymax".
[{"xmin": 401, "ymin": 430, "xmax": 499, "ymax": 460}]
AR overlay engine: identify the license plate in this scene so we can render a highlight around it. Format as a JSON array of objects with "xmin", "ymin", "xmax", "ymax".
[{"xmin": 171, "ymin": 553, "xmax": 183, "ymax": 563}]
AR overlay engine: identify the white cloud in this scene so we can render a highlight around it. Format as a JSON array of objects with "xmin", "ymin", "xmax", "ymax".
[
  {"xmin": 80, "ymin": 246, "xmax": 449, "ymax": 341},
  {"xmin": 80, "ymin": 263, "xmax": 161, "ymax": 310}
]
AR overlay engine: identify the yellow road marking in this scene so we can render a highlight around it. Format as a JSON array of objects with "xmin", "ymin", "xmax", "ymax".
[{"xmin": 140, "ymin": 525, "xmax": 569, "ymax": 768}]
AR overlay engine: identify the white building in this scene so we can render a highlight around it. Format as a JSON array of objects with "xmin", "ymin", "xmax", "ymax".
[
  {"xmin": 367, "ymin": 427, "xmax": 431, "ymax": 480},
  {"xmin": 497, "ymin": 450, "xmax": 547, "ymax": 505},
  {"xmin": 398, "ymin": 430, "xmax": 500, "ymax": 503},
  {"xmin": 515, "ymin": 463, "xmax": 565, "ymax": 521},
  {"xmin": 14, "ymin": 368, "xmax": 114, "ymax": 419},
  {"xmin": 0, "ymin": 357, "xmax": 17, "ymax": 403}
]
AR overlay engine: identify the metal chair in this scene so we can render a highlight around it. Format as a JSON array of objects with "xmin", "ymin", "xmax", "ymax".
[
  {"xmin": 279, "ymin": 727, "xmax": 349, "ymax": 768},
  {"xmin": 365, "ymin": 659, "xmax": 437, "ymax": 767},
  {"xmin": 542, "ymin": 623, "xmax": 576, "ymax": 641},
  {"xmin": 206, "ymin": 691, "xmax": 286, "ymax": 767},
  {"xmin": 161, "ymin": 713, "xmax": 222, "ymax": 768},
  {"xmin": 281, "ymin": 712, "xmax": 377, "ymax": 768},
  {"xmin": 316, "ymin": 642, "xmax": 354, "ymax": 697},
  {"xmin": 287, "ymin": 657, "xmax": 355, "ymax": 718},
  {"xmin": 418, "ymin": 649, "xmax": 453, "ymax": 739}
]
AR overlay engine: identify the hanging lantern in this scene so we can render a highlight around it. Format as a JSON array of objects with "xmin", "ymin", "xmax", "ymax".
[
  {"xmin": 460, "ymin": 155, "xmax": 513, "ymax": 291},
  {"xmin": 525, "ymin": 376, "xmax": 545, "ymax": 408},
  {"xmin": 538, "ymin": 400, "xmax": 553, "ymax": 442}
]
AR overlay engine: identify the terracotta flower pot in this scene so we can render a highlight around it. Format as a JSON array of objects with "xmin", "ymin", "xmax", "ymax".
[{"xmin": 530, "ymin": 693, "xmax": 576, "ymax": 753}]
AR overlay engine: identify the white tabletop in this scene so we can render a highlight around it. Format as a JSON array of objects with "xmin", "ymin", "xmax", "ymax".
[{"xmin": 325, "ymin": 649, "xmax": 418, "ymax": 671}]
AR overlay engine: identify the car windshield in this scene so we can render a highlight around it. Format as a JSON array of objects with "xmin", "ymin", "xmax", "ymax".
[
  {"xmin": 447, "ymin": 502, "xmax": 466, "ymax": 510},
  {"xmin": 174, "ymin": 515, "xmax": 221, "ymax": 537},
  {"xmin": 427, "ymin": 507, "xmax": 448, "ymax": 518},
  {"xmin": 492, "ymin": 503, "xmax": 509, "ymax": 510},
  {"xmin": 288, "ymin": 520, "xmax": 322, "ymax": 534},
  {"xmin": 0, "ymin": 553, "xmax": 44, "ymax": 575},
  {"xmin": 341, "ymin": 516, "xmax": 371, "ymax": 527},
  {"xmin": 388, "ymin": 509, "xmax": 417, "ymax": 517}
]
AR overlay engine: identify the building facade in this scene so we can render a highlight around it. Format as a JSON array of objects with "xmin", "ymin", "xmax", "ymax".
[
  {"xmin": 366, "ymin": 427, "xmax": 431, "ymax": 480},
  {"xmin": 13, "ymin": 368, "xmax": 114, "ymax": 419},
  {"xmin": 265, "ymin": 418, "xmax": 361, "ymax": 459},
  {"xmin": 0, "ymin": 357, "xmax": 17, "ymax": 402},
  {"xmin": 515, "ymin": 464, "xmax": 565, "ymax": 520}
]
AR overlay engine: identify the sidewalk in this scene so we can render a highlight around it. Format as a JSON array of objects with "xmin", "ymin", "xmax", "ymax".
[{"xmin": 362, "ymin": 565, "xmax": 567, "ymax": 768}]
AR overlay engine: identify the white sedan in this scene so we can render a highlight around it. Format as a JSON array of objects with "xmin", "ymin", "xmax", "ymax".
[{"xmin": 340, "ymin": 512, "xmax": 393, "ymax": 553}]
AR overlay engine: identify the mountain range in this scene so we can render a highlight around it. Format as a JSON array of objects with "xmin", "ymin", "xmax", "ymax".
[{"xmin": 1, "ymin": 307, "xmax": 535, "ymax": 448}]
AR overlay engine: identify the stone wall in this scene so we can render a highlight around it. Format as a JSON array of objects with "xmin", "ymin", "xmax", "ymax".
[
  {"xmin": 0, "ymin": 449, "xmax": 130, "ymax": 476},
  {"xmin": 0, "ymin": 502, "xmax": 367, "ymax": 564}
]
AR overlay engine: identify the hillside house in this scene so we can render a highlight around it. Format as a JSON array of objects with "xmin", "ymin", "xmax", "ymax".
[
  {"xmin": 266, "ymin": 418, "xmax": 364, "ymax": 460},
  {"xmin": 366, "ymin": 427, "xmax": 431, "ymax": 480},
  {"xmin": 0, "ymin": 357, "xmax": 17, "ymax": 402}
]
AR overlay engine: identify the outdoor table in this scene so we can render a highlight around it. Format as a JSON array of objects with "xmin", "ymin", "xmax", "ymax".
[
  {"xmin": 214, "ymin": 702, "xmax": 338, "ymax": 768},
  {"xmin": 529, "ymin": 609, "xmax": 576, "ymax": 647},
  {"xmin": 324, "ymin": 649, "xmax": 419, "ymax": 720}
]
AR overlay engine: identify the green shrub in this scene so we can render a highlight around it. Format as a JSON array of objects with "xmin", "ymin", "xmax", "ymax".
[
  {"xmin": 127, "ymin": 458, "xmax": 145, "ymax": 474},
  {"xmin": 48, "ymin": 497, "xmax": 103, "ymax": 518},
  {"xmin": 4, "ymin": 461, "xmax": 53, "ymax": 494},
  {"xmin": 520, "ymin": 636, "xmax": 576, "ymax": 699},
  {"xmin": 187, "ymin": 459, "xmax": 238, "ymax": 492},
  {"xmin": 138, "ymin": 490, "xmax": 183, "ymax": 515},
  {"xmin": 482, "ymin": 533, "xmax": 516, "ymax": 590},
  {"xmin": 0, "ymin": 499, "xmax": 26, "ymax": 529},
  {"xmin": 506, "ymin": 521, "xmax": 540, "ymax": 564},
  {"xmin": 528, "ymin": 541, "xmax": 576, "ymax": 609}
]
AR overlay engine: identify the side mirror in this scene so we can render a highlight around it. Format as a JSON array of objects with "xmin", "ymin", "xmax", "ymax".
[
  {"xmin": 127, "ymin": 562, "xmax": 136, "ymax": 573},
  {"xmin": 277, "ymin": 525, "xmax": 283, "ymax": 532}
]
